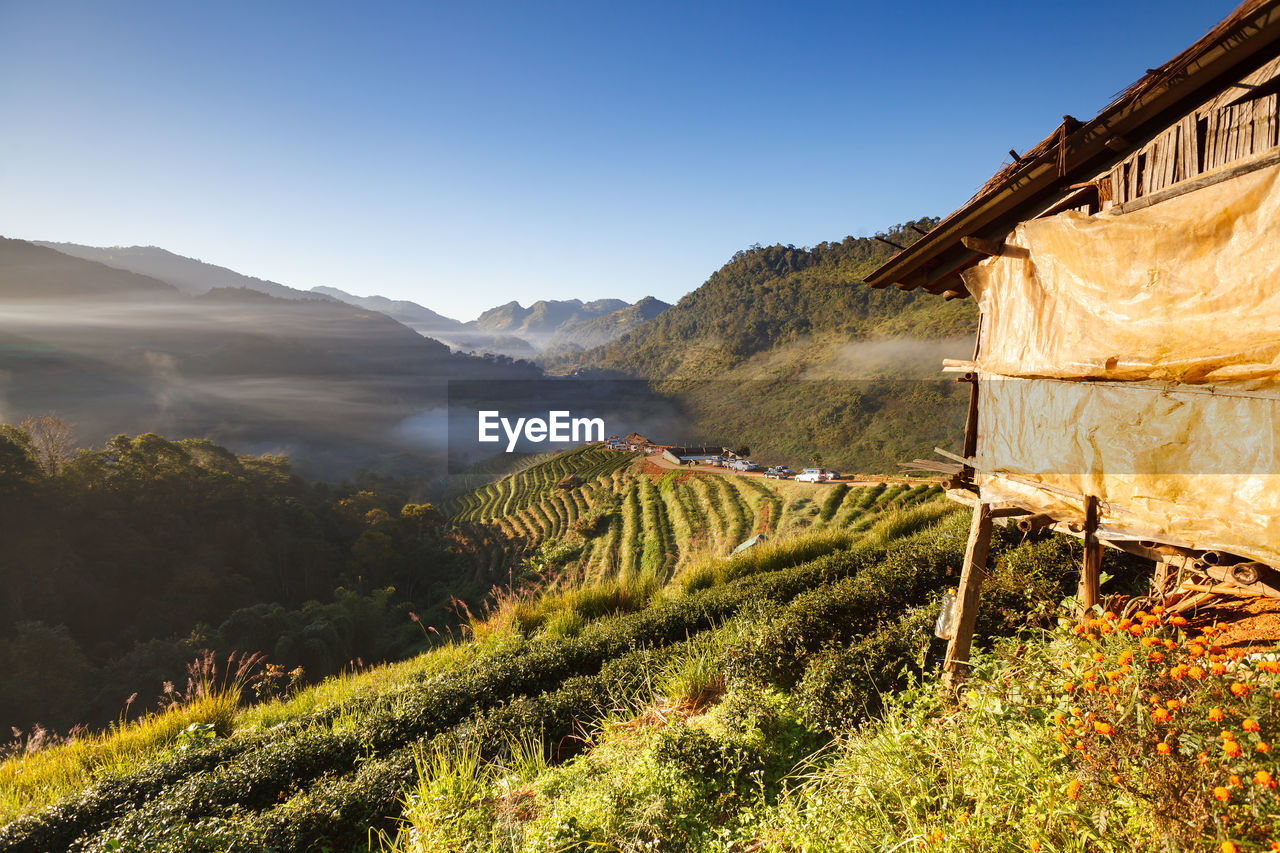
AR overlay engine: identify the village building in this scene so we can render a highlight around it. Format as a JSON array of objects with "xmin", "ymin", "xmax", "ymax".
[{"xmin": 866, "ymin": 0, "xmax": 1280, "ymax": 685}]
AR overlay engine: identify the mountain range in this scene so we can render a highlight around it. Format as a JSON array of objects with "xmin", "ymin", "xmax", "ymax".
[
  {"xmin": 34, "ymin": 241, "xmax": 671, "ymax": 358},
  {"xmin": 5, "ymin": 220, "xmax": 975, "ymax": 475}
]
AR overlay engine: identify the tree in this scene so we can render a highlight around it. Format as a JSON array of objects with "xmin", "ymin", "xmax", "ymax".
[{"xmin": 19, "ymin": 414, "xmax": 74, "ymax": 476}]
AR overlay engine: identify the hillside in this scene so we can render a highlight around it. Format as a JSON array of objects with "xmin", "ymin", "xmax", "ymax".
[
  {"xmin": 310, "ymin": 285, "xmax": 467, "ymax": 338},
  {"xmin": 0, "ymin": 238, "xmax": 540, "ymax": 477},
  {"xmin": 8, "ymin": 468, "xmax": 1267, "ymax": 851},
  {"xmin": 546, "ymin": 220, "xmax": 974, "ymax": 378},
  {"xmin": 33, "ymin": 242, "xmax": 330, "ymax": 301},
  {"xmin": 545, "ymin": 221, "xmax": 978, "ymax": 472},
  {"xmin": 447, "ymin": 444, "xmax": 944, "ymax": 582},
  {"xmin": 541, "ymin": 295, "xmax": 672, "ymax": 356}
]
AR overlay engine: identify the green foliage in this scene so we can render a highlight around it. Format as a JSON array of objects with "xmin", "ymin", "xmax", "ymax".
[{"xmin": 0, "ymin": 429, "xmax": 465, "ymax": 735}]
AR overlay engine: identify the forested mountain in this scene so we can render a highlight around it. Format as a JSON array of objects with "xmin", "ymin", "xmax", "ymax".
[
  {"xmin": 547, "ymin": 219, "xmax": 974, "ymax": 378},
  {"xmin": 33, "ymin": 241, "xmax": 330, "ymax": 301},
  {"xmin": 541, "ymin": 295, "xmax": 672, "ymax": 355},
  {"xmin": 0, "ymin": 238, "xmax": 539, "ymax": 477},
  {"xmin": 543, "ymin": 220, "xmax": 978, "ymax": 472}
]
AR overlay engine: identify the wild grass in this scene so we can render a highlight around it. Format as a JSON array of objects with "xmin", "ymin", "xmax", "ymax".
[{"xmin": 671, "ymin": 526, "xmax": 862, "ymax": 595}]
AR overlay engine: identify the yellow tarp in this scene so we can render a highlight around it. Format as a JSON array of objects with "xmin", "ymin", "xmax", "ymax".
[
  {"xmin": 962, "ymin": 161, "xmax": 1280, "ymax": 385},
  {"xmin": 975, "ymin": 377, "xmax": 1280, "ymax": 566},
  {"xmin": 959, "ymin": 159, "xmax": 1280, "ymax": 563}
]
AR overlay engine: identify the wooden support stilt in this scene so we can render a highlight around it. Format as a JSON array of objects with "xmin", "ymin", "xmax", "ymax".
[
  {"xmin": 943, "ymin": 501, "xmax": 994, "ymax": 689},
  {"xmin": 1078, "ymin": 495, "xmax": 1101, "ymax": 617}
]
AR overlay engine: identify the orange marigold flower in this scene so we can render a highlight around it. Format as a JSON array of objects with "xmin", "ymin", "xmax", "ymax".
[
  {"xmin": 1053, "ymin": 713, "xmax": 1065, "ymax": 726},
  {"xmin": 1108, "ymin": 685, "xmax": 1120, "ymax": 695},
  {"xmin": 1062, "ymin": 681, "xmax": 1075, "ymax": 692},
  {"xmin": 1141, "ymin": 637, "xmax": 1160, "ymax": 648},
  {"xmin": 1149, "ymin": 652, "xmax": 1165, "ymax": 664},
  {"xmin": 1118, "ymin": 650, "xmax": 1133, "ymax": 665},
  {"xmin": 1222, "ymin": 730, "xmax": 1236, "ymax": 740},
  {"xmin": 1152, "ymin": 605, "xmax": 1166, "ymax": 614},
  {"xmin": 1157, "ymin": 742, "xmax": 1173, "ymax": 755},
  {"xmin": 1164, "ymin": 639, "xmax": 1178, "ymax": 651},
  {"xmin": 1258, "ymin": 742, "xmax": 1271, "ymax": 753},
  {"xmin": 1230, "ymin": 775, "xmax": 1242, "ymax": 787},
  {"xmin": 1189, "ymin": 666, "xmax": 1206, "ymax": 679},
  {"xmin": 1167, "ymin": 699, "xmax": 1181, "ymax": 711},
  {"xmin": 1152, "ymin": 708, "xmax": 1172, "ymax": 723},
  {"xmin": 1094, "ymin": 721, "xmax": 1114, "ymax": 736},
  {"xmin": 1083, "ymin": 683, "xmax": 1097, "ymax": 692},
  {"xmin": 1222, "ymin": 841, "xmax": 1238, "ymax": 853},
  {"xmin": 1189, "ymin": 644, "xmax": 1206, "ymax": 658},
  {"xmin": 1118, "ymin": 619, "xmax": 1133, "ymax": 630},
  {"xmin": 1170, "ymin": 615, "xmax": 1188, "ymax": 626},
  {"xmin": 1067, "ymin": 779, "xmax": 1081, "ymax": 800},
  {"xmin": 1071, "ymin": 706, "xmax": 1083, "ymax": 717},
  {"xmin": 1120, "ymin": 664, "xmax": 1133, "ymax": 675},
  {"xmin": 1075, "ymin": 740, "xmax": 1085, "ymax": 751},
  {"xmin": 1232, "ymin": 683, "xmax": 1251, "ymax": 697},
  {"xmin": 1029, "ymin": 842, "xmax": 1042, "ymax": 852},
  {"xmin": 1214, "ymin": 786, "xmax": 1231, "ymax": 803},
  {"xmin": 1212, "ymin": 663, "xmax": 1228, "ymax": 675},
  {"xmin": 1244, "ymin": 718, "xmax": 1261, "ymax": 733},
  {"xmin": 1112, "ymin": 774, "xmax": 1121, "ymax": 783},
  {"xmin": 1256, "ymin": 771, "xmax": 1276, "ymax": 789},
  {"xmin": 1225, "ymin": 740, "xmax": 1243, "ymax": 758},
  {"xmin": 1104, "ymin": 611, "xmax": 1118, "ymax": 621},
  {"xmin": 1092, "ymin": 652, "xmax": 1105, "ymax": 663},
  {"xmin": 1198, "ymin": 752, "xmax": 1210, "ymax": 765},
  {"xmin": 1209, "ymin": 707, "xmax": 1225, "ymax": 722}
]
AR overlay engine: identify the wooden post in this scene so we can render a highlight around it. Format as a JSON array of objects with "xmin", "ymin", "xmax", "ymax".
[
  {"xmin": 943, "ymin": 501, "xmax": 994, "ymax": 689},
  {"xmin": 1078, "ymin": 495, "xmax": 1101, "ymax": 617}
]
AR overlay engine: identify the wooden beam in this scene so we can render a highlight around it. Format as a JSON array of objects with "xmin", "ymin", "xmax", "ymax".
[
  {"xmin": 960, "ymin": 235, "xmax": 1004, "ymax": 257},
  {"xmin": 1108, "ymin": 147, "xmax": 1280, "ymax": 215},
  {"xmin": 943, "ymin": 501, "xmax": 994, "ymax": 689},
  {"xmin": 1078, "ymin": 495, "xmax": 1102, "ymax": 617}
]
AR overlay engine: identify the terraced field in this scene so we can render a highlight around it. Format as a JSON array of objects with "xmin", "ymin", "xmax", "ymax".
[{"xmin": 449, "ymin": 445, "xmax": 943, "ymax": 580}]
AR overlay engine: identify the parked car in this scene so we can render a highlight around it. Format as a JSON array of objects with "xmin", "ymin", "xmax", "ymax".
[
  {"xmin": 795, "ymin": 468, "xmax": 827, "ymax": 483},
  {"xmin": 710, "ymin": 456, "xmax": 727, "ymax": 467},
  {"xmin": 733, "ymin": 460, "xmax": 761, "ymax": 472},
  {"xmin": 763, "ymin": 467, "xmax": 790, "ymax": 479},
  {"xmin": 775, "ymin": 466, "xmax": 794, "ymax": 476},
  {"xmin": 823, "ymin": 470, "xmax": 841, "ymax": 480}
]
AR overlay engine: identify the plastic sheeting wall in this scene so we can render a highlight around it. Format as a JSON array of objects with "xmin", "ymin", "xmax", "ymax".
[
  {"xmin": 960, "ymin": 159, "xmax": 1280, "ymax": 564},
  {"xmin": 964, "ymin": 161, "xmax": 1280, "ymax": 385}
]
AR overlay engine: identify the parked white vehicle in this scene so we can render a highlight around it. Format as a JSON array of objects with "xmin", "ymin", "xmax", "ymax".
[{"xmin": 794, "ymin": 468, "xmax": 827, "ymax": 483}]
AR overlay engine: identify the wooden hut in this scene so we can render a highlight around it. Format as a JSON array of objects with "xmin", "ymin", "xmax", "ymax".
[{"xmin": 865, "ymin": 0, "xmax": 1280, "ymax": 685}]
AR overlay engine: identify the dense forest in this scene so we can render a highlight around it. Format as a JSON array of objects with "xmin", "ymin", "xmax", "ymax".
[
  {"xmin": 0, "ymin": 421, "xmax": 479, "ymax": 735},
  {"xmin": 546, "ymin": 219, "xmax": 975, "ymax": 378},
  {"xmin": 546, "ymin": 220, "xmax": 978, "ymax": 471}
]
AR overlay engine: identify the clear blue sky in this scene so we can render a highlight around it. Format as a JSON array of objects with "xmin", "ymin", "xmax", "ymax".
[{"xmin": 0, "ymin": 0, "xmax": 1231, "ymax": 321}]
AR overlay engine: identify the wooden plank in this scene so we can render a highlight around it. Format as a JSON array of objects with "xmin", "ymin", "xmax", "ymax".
[
  {"xmin": 1108, "ymin": 147, "xmax": 1280, "ymax": 216},
  {"xmin": 943, "ymin": 501, "xmax": 994, "ymax": 688},
  {"xmin": 1178, "ymin": 114, "xmax": 1198, "ymax": 180},
  {"xmin": 1078, "ymin": 495, "xmax": 1102, "ymax": 617}
]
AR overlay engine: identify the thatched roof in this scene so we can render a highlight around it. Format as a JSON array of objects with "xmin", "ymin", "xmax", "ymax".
[{"xmin": 865, "ymin": 0, "xmax": 1280, "ymax": 296}]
